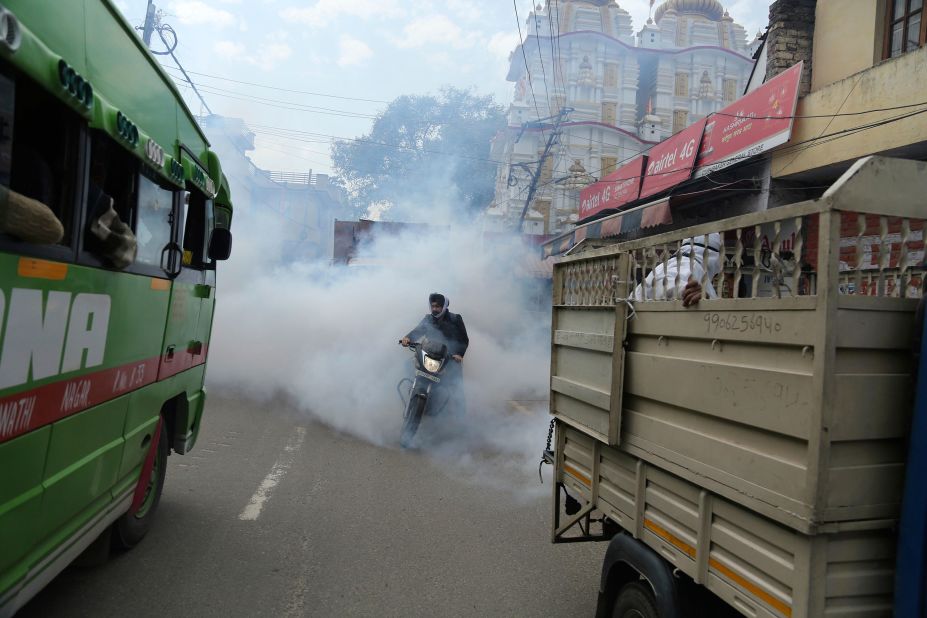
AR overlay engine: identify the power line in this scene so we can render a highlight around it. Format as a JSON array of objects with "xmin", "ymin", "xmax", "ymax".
[
  {"xmin": 710, "ymin": 99, "xmax": 927, "ymax": 120},
  {"xmin": 146, "ymin": 16, "xmax": 212, "ymax": 115},
  {"xmin": 516, "ymin": 104, "xmax": 927, "ymax": 201},
  {"xmin": 513, "ymin": 0, "xmax": 545, "ymax": 127},
  {"xmin": 161, "ymin": 66, "xmax": 378, "ymax": 117},
  {"xmin": 166, "ymin": 74, "xmax": 380, "ymax": 120},
  {"xmin": 532, "ymin": 6, "xmax": 553, "ymax": 113},
  {"xmin": 159, "ymin": 64, "xmax": 391, "ymax": 104},
  {"xmin": 247, "ymin": 124, "xmax": 518, "ymax": 167}
]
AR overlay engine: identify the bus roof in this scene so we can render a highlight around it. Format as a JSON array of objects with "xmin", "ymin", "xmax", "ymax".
[{"xmin": 1, "ymin": 0, "xmax": 232, "ymax": 211}]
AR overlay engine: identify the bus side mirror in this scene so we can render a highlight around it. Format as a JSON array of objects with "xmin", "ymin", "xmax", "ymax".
[{"xmin": 208, "ymin": 228, "xmax": 232, "ymax": 261}]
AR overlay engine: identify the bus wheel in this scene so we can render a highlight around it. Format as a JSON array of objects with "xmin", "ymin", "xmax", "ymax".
[
  {"xmin": 113, "ymin": 420, "xmax": 169, "ymax": 550},
  {"xmin": 612, "ymin": 582, "xmax": 658, "ymax": 618}
]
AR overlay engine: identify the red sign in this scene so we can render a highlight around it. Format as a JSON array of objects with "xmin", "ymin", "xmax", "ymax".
[
  {"xmin": 579, "ymin": 157, "xmax": 644, "ymax": 219},
  {"xmin": 639, "ymin": 118, "xmax": 706, "ymax": 199},
  {"xmin": 695, "ymin": 62, "xmax": 803, "ymax": 176}
]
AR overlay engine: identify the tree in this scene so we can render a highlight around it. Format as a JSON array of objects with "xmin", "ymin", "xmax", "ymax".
[{"xmin": 331, "ymin": 87, "xmax": 505, "ymax": 222}]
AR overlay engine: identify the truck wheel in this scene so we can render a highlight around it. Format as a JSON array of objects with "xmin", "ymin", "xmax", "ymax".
[
  {"xmin": 113, "ymin": 419, "xmax": 169, "ymax": 550},
  {"xmin": 612, "ymin": 582, "xmax": 659, "ymax": 618},
  {"xmin": 400, "ymin": 397, "xmax": 426, "ymax": 448}
]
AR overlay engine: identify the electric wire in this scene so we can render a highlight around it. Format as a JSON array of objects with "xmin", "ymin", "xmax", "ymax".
[
  {"xmin": 160, "ymin": 64, "xmax": 392, "ymax": 104},
  {"xmin": 513, "ymin": 0, "xmax": 546, "ymax": 128},
  {"xmin": 168, "ymin": 77, "xmax": 380, "ymax": 120},
  {"xmin": 532, "ymin": 5, "xmax": 553, "ymax": 114},
  {"xmin": 246, "ymin": 124, "xmax": 519, "ymax": 167},
  {"xmin": 514, "ymin": 104, "xmax": 927, "ymax": 201},
  {"xmin": 162, "ymin": 67, "xmax": 379, "ymax": 118}
]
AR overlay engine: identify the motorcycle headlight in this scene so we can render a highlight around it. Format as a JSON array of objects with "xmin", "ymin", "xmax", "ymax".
[{"xmin": 423, "ymin": 355, "xmax": 442, "ymax": 373}]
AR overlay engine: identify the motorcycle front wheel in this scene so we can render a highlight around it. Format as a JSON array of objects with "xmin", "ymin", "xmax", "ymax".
[{"xmin": 400, "ymin": 396, "xmax": 426, "ymax": 448}]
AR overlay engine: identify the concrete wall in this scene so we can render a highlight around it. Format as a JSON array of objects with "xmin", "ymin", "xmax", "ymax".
[
  {"xmin": 811, "ymin": 0, "xmax": 886, "ymax": 91},
  {"xmin": 772, "ymin": 45, "xmax": 927, "ymax": 178}
]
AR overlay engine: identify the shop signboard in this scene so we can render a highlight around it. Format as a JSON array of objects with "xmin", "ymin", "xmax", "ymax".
[
  {"xmin": 695, "ymin": 62, "xmax": 803, "ymax": 177},
  {"xmin": 579, "ymin": 157, "xmax": 645, "ymax": 219},
  {"xmin": 639, "ymin": 118, "xmax": 707, "ymax": 199}
]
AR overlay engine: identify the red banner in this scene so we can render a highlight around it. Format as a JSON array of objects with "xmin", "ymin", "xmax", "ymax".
[
  {"xmin": 639, "ymin": 118, "xmax": 706, "ymax": 199},
  {"xmin": 579, "ymin": 157, "xmax": 644, "ymax": 219},
  {"xmin": 695, "ymin": 62, "xmax": 802, "ymax": 176}
]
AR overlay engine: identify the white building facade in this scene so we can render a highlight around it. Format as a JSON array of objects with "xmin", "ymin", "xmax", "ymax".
[{"xmin": 488, "ymin": 0, "xmax": 757, "ymax": 236}]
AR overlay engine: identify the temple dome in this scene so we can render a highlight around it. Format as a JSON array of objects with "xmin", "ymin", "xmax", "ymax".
[{"xmin": 654, "ymin": 0, "xmax": 725, "ymax": 22}]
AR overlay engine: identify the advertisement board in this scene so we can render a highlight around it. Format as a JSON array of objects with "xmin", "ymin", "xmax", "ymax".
[
  {"xmin": 695, "ymin": 62, "xmax": 803, "ymax": 177},
  {"xmin": 639, "ymin": 118, "xmax": 706, "ymax": 199},
  {"xmin": 579, "ymin": 157, "xmax": 644, "ymax": 219}
]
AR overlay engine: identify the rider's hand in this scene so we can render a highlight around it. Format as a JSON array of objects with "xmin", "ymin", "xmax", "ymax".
[
  {"xmin": 452, "ymin": 354, "xmax": 463, "ymax": 363},
  {"xmin": 400, "ymin": 337, "xmax": 411, "ymax": 347},
  {"xmin": 682, "ymin": 279, "xmax": 703, "ymax": 307}
]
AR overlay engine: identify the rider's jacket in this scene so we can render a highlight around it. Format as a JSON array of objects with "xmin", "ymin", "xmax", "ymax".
[{"xmin": 405, "ymin": 311, "xmax": 469, "ymax": 358}]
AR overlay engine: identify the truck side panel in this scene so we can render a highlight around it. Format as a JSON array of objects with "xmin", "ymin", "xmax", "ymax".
[{"xmin": 558, "ymin": 421, "xmax": 896, "ymax": 618}]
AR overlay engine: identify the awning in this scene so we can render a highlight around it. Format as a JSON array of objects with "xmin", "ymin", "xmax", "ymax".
[{"xmin": 542, "ymin": 197, "xmax": 673, "ymax": 257}]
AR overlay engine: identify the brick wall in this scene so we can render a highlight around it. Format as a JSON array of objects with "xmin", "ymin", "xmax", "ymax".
[{"xmin": 765, "ymin": 0, "xmax": 816, "ymax": 96}]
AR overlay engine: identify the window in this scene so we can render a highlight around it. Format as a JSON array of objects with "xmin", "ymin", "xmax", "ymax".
[
  {"xmin": 180, "ymin": 191, "xmax": 214, "ymax": 269},
  {"xmin": 600, "ymin": 156, "xmax": 617, "ymax": 177},
  {"xmin": 718, "ymin": 23, "xmax": 731, "ymax": 49},
  {"xmin": 601, "ymin": 102, "xmax": 617, "ymax": 125},
  {"xmin": 673, "ymin": 110, "xmax": 688, "ymax": 134},
  {"xmin": 723, "ymin": 78, "xmax": 738, "ymax": 102},
  {"xmin": 885, "ymin": 0, "xmax": 926, "ymax": 58},
  {"xmin": 3, "ymin": 70, "xmax": 84, "ymax": 257},
  {"xmin": 540, "ymin": 155, "xmax": 554, "ymax": 182},
  {"xmin": 604, "ymin": 63, "xmax": 618, "ymax": 88},
  {"xmin": 675, "ymin": 18, "xmax": 688, "ymax": 46},
  {"xmin": 135, "ymin": 169, "xmax": 175, "ymax": 268},
  {"xmin": 675, "ymin": 72, "xmax": 689, "ymax": 97},
  {"xmin": 535, "ymin": 199, "xmax": 551, "ymax": 234},
  {"xmin": 86, "ymin": 133, "xmax": 137, "ymax": 250}
]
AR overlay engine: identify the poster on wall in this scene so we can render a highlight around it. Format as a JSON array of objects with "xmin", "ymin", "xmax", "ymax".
[
  {"xmin": 639, "ymin": 118, "xmax": 707, "ymax": 200},
  {"xmin": 578, "ymin": 156, "xmax": 645, "ymax": 219},
  {"xmin": 695, "ymin": 62, "xmax": 803, "ymax": 177}
]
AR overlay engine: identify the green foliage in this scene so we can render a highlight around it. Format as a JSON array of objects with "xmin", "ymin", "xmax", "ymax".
[{"xmin": 331, "ymin": 87, "xmax": 505, "ymax": 221}]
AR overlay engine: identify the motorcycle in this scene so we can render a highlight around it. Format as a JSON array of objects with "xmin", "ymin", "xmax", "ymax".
[{"xmin": 396, "ymin": 338, "xmax": 451, "ymax": 448}]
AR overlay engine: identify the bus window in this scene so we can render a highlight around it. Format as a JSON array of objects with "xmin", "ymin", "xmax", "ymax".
[
  {"xmin": 83, "ymin": 133, "xmax": 138, "ymax": 269},
  {"xmin": 135, "ymin": 169, "xmax": 175, "ymax": 269},
  {"xmin": 3, "ymin": 69, "xmax": 83, "ymax": 253},
  {"xmin": 181, "ymin": 191, "xmax": 213, "ymax": 269}
]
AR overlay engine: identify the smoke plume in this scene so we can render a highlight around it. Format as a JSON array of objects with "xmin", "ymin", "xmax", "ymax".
[{"xmin": 206, "ymin": 188, "xmax": 553, "ymax": 493}]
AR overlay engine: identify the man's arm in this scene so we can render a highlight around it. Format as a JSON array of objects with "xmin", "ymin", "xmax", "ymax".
[
  {"xmin": 455, "ymin": 315, "xmax": 469, "ymax": 357},
  {"xmin": 404, "ymin": 316, "xmax": 428, "ymax": 342}
]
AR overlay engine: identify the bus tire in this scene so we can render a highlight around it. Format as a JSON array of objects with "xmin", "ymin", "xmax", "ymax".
[
  {"xmin": 612, "ymin": 582, "xmax": 658, "ymax": 618},
  {"xmin": 112, "ymin": 419, "xmax": 169, "ymax": 550}
]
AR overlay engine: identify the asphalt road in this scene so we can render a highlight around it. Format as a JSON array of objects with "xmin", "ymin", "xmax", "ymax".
[{"xmin": 19, "ymin": 394, "xmax": 604, "ymax": 617}]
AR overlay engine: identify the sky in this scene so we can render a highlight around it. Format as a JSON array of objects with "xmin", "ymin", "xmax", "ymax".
[{"xmin": 114, "ymin": 0, "xmax": 772, "ymax": 176}]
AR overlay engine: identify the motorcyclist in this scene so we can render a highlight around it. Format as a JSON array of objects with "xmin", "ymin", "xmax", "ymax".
[{"xmin": 400, "ymin": 293, "xmax": 468, "ymax": 416}]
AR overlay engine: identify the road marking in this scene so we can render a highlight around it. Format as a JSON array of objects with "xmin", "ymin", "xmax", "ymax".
[{"xmin": 239, "ymin": 427, "xmax": 306, "ymax": 521}]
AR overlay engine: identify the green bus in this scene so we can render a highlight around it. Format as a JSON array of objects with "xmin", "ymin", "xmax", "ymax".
[{"xmin": 0, "ymin": 2, "xmax": 234, "ymax": 614}]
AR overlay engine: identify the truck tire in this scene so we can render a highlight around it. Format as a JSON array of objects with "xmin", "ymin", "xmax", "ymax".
[
  {"xmin": 112, "ymin": 419, "xmax": 169, "ymax": 550},
  {"xmin": 400, "ymin": 396, "xmax": 426, "ymax": 448},
  {"xmin": 612, "ymin": 582, "xmax": 659, "ymax": 618}
]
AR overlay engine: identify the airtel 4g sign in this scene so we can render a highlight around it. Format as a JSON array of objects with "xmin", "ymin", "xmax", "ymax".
[
  {"xmin": 639, "ymin": 118, "xmax": 706, "ymax": 200},
  {"xmin": 579, "ymin": 157, "xmax": 644, "ymax": 219}
]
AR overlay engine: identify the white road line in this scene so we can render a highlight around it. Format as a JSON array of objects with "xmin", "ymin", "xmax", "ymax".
[{"xmin": 239, "ymin": 426, "xmax": 307, "ymax": 521}]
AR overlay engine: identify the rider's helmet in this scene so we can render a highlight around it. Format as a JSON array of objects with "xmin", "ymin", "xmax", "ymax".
[{"xmin": 429, "ymin": 292, "xmax": 449, "ymax": 318}]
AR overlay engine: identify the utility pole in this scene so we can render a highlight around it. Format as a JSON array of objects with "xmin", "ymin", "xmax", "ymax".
[
  {"xmin": 516, "ymin": 107, "xmax": 573, "ymax": 232},
  {"xmin": 137, "ymin": 2, "xmax": 214, "ymax": 116},
  {"xmin": 141, "ymin": 0, "xmax": 156, "ymax": 46}
]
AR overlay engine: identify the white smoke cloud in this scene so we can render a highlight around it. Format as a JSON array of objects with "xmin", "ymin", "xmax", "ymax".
[{"xmin": 205, "ymin": 145, "xmax": 553, "ymax": 495}]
